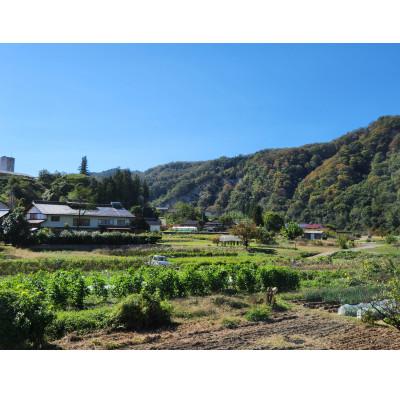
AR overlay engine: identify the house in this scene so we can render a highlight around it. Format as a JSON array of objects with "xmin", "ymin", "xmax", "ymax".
[
  {"xmin": 303, "ymin": 230, "xmax": 324, "ymax": 240},
  {"xmin": 145, "ymin": 218, "xmax": 162, "ymax": 232},
  {"xmin": 218, "ymin": 234, "xmax": 241, "ymax": 246},
  {"xmin": 171, "ymin": 219, "xmax": 199, "ymax": 233},
  {"xmin": 0, "ymin": 201, "xmax": 9, "ymax": 221},
  {"xmin": 26, "ymin": 200, "xmax": 134, "ymax": 231},
  {"xmin": 203, "ymin": 221, "xmax": 225, "ymax": 232},
  {"xmin": 171, "ymin": 225, "xmax": 198, "ymax": 233}
]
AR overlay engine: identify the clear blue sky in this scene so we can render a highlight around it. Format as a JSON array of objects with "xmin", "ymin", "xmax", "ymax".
[{"xmin": 1, "ymin": 44, "xmax": 400, "ymax": 176}]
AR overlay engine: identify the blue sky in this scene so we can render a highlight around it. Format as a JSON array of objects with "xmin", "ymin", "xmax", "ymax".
[{"xmin": 1, "ymin": 44, "xmax": 400, "ymax": 175}]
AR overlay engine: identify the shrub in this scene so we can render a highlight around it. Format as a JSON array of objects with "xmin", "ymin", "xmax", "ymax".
[
  {"xmin": 235, "ymin": 265, "xmax": 257, "ymax": 293},
  {"xmin": 33, "ymin": 230, "xmax": 161, "ymax": 246},
  {"xmin": 48, "ymin": 307, "xmax": 112, "ymax": 338},
  {"xmin": 245, "ymin": 305, "xmax": 271, "ymax": 322},
  {"xmin": 221, "ymin": 317, "xmax": 241, "ymax": 329},
  {"xmin": 0, "ymin": 289, "xmax": 54, "ymax": 349},
  {"xmin": 0, "ymin": 206, "xmax": 31, "ymax": 246},
  {"xmin": 180, "ymin": 267, "xmax": 208, "ymax": 296},
  {"xmin": 89, "ymin": 272, "xmax": 109, "ymax": 301},
  {"xmin": 257, "ymin": 266, "xmax": 300, "ymax": 291},
  {"xmin": 110, "ymin": 292, "xmax": 172, "ymax": 330}
]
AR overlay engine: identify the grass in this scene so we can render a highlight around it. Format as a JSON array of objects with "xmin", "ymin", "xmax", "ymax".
[
  {"xmin": 221, "ymin": 317, "xmax": 241, "ymax": 329},
  {"xmin": 245, "ymin": 305, "xmax": 271, "ymax": 322},
  {"xmin": 48, "ymin": 306, "xmax": 112, "ymax": 338},
  {"xmin": 300, "ymin": 285, "xmax": 381, "ymax": 305}
]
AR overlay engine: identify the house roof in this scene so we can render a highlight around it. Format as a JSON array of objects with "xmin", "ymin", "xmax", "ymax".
[
  {"xmin": 219, "ymin": 235, "xmax": 241, "ymax": 242},
  {"xmin": 145, "ymin": 218, "xmax": 161, "ymax": 226},
  {"xmin": 0, "ymin": 210, "xmax": 9, "ymax": 219},
  {"xmin": 31, "ymin": 201, "xmax": 134, "ymax": 218},
  {"xmin": 304, "ymin": 229, "xmax": 324, "ymax": 234},
  {"xmin": 0, "ymin": 201, "xmax": 9, "ymax": 210}
]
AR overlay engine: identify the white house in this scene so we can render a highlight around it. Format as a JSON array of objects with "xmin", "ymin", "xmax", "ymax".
[
  {"xmin": 0, "ymin": 201, "xmax": 9, "ymax": 221},
  {"xmin": 26, "ymin": 200, "xmax": 134, "ymax": 231},
  {"xmin": 145, "ymin": 218, "xmax": 162, "ymax": 232}
]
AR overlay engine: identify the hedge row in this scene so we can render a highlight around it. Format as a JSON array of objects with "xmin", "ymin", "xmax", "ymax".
[
  {"xmin": 0, "ymin": 256, "xmax": 144, "ymax": 276},
  {"xmin": 1, "ymin": 264, "xmax": 300, "ymax": 309},
  {"xmin": 33, "ymin": 230, "xmax": 161, "ymax": 245}
]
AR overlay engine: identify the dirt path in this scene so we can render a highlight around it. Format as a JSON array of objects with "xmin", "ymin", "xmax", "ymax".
[
  {"xmin": 308, "ymin": 242, "xmax": 382, "ymax": 259},
  {"xmin": 55, "ymin": 305, "xmax": 400, "ymax": 350}
]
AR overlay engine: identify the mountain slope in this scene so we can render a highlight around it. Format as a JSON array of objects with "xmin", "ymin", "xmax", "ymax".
[{"xmin": 94, "ymin": 115, "xmax": 400, "ymax": 231}]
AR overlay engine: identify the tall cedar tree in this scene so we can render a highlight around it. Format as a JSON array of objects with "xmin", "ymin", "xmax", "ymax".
[{"xmin": 79, "ymin": 156, "xmax": 89, "ymax": 176}]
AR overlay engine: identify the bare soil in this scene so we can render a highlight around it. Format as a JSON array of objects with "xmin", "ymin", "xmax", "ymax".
[{"xmin": 54, "ymin": 300, "xmax": 400, "ymax": 350}]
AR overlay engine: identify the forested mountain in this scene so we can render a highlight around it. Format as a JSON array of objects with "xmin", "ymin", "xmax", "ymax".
[
  {"xmin": 2, "ymin": 116, "xmax": 400, "ymax": 232},
  {"xmin": 142, "ymin": 116, "xmax": 400, "ymax": 232}
]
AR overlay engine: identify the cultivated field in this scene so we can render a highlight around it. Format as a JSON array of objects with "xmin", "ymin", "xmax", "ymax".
[{"xmin": 1, "ymin": 234, "xmax": 400, "ymax": 350}]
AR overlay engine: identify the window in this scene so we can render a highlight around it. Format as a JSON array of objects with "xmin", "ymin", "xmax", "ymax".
[
  {"xmin": 73, "ymin": 218, "xmax": 91, "ymax": 227},
  {"xmin": 99, "ymin": 219, "xmax": 112, "ymax": 225},
  {"xmin": 117, "ymin": 219, "xmax": 126, "ymax": 226},
  {"xmin": 50, "ymin": 216, "xmax": 60, "ymax": 222}
]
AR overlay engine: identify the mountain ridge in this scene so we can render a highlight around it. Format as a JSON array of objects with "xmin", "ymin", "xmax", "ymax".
[{"xmin": 95, "ymin": 115, "xmax": 400, "ymax": 231}]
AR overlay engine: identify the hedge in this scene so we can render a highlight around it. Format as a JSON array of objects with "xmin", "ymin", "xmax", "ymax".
[{"xmin": 33, "ymin": 230, "xmax": 161, "ymax": 246}]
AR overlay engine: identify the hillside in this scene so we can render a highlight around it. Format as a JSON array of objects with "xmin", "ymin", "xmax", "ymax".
[{"xmin": 141, "ymin": 116, "xmax": 400, "ymax": 231}]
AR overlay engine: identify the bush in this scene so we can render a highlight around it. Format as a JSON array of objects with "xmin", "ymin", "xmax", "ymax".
[
  {"xmin": 235, "ymin": 265, "xmax": 257, "ymax": 293},
  {"xmin": 48, "ymin": 307, "xmax": 112, "ymax": 338},
  {"xmin": 111, "ymin": 292, "xmax": 172, "ymax": 330},
  {"xmin": 221, "ymin": 317, "xmax": 241, "ymax": 329},
  {"xmin": 0, "ymin": 206, "xmax": 31, "ymax": 246},
  {"xmin": 245, "ymin": 305, "xmax": 271, "ymax": 322},
  {"xmin": 257, "ymin": 266, "xmax": 300, "ymax": 291},
  {"xmin": 33, "ymin": 230, "xmax": 161, "ymax": 246},
  {"xmin": 0, "ymin": 289, "xmax": 54, "ymax": 349}
]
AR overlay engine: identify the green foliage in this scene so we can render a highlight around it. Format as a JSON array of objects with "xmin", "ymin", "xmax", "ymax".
[
  {"xmin": 230, "ymin": 220, "xmax": 258, "ymax": 248},
  {"xmin": 221, "ymin": 317, "xmax": 241, "ymax": 329},
  {"xmin": 281, "ymin": 222, "xmax": 303, "ymax": 241},
  {"xmin": 79, "ymin": 156, "xmax": 89, "ymax": 176},
  {"xmin": 337, "ymin": 235, "xmax": 349, "ymax": 249},
  {"xmin": 301, "ymin": 285, "xmax": 381, "ymax": 304},
  {"xmin": 166, "ymin": 201, "xmax": 201, "ymax": 224},
  {"xmin": 245, "ymin": 305, "xmax": 271, "ymax": 322},
  {"xmin": 0, "ymin": 205, "xmax": 31, "ymax": 246},
  {"xmin": 110, "ymin": 292, "xmax": 172, "ymax": 330},
  {"xmin": 385, "ymin": 234, "xmax": 398, "ymax": 245},
  {"xmin": 257, "ymin": 266, "xmax": 300, "ymax": 291},
  {"xmin": 255, "ymin": 227, "xmax": 275, "ymax": 245},
  {"xmin": 252, "ymin": 205, "xmax": 264, "ymax": 226},
  {"xmin": 0, "ymin": 289, "xmax": 54, "ymax": 349},
  {"xmin": 33, "ymin": 230, "xmax": 161, "ymax": 245},
  {"xmin": 263, "ymin": 212, "xmax": 284, "ymax": 233},
  {"xmin": 48, "ymin": 307, "xmax": 111, "ymax": 338}
]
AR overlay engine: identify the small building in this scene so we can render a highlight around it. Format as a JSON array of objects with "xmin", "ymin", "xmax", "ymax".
[
  {"xmin": 0, "ymin": 201, "xmax": 10, "ymax": 221},
  {"xmin": 218, "ymin": 234, "xmax": 241, "ymax": 246},
  {"xmin": 26, "ymin": 200, "xmax": 134, "ymax": 231},
  {"xmin": 171, "ymin": 225, "xmax": 198, "ymax": 233},
  {"xmin": 203, "ymin": 221, "xmax": 224, "ymax": 232},
  {"xmin": 145, "ymin": 218, "xmax": 162, "ymax": 232},
  {"xmin": 303, "ymin": 229, "xmax": 324, "ymax": 240}
]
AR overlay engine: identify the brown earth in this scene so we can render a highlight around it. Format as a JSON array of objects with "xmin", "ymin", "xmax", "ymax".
[{"xmin": 54, "ymin": 299, "xmax": 400, "ymax": 350}]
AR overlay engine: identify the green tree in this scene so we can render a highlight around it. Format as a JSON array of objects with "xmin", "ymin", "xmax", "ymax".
[
  {"xmin": 230, "ymin": 220, "xmax": 258, "ymax": 249},
  {"xmin": 0, "ymin": 205, "xmax": 31, "ymax": 246},
  {"xmin": 281, "ymin": 222, "xmax": 303, "ymax": 249},
  {"xmin": 263, "ymin": 212, "xmax": 284, "ymax": 233},
  {"xmin": 67, "ymin": 185, "xmax": 96, "ymax": 229},
  {"xmin": 252, "ymin": 205, "xmax": 264, "ymax": 226},
  {"xmin": 79, "ymin": 156, "xmax": 89, "ymax": 176}
]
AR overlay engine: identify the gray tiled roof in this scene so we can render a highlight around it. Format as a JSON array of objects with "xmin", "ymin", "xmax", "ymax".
[
  {"xmin": 0, "ymin": 210, "xmax": 9, "ymax": 218},
  {"xmin": 32, "ymin": 201, "xmax": 134, "ymax": 218},
  {"xmin": 0, "ymin": 201, "xmax": 9, "ymax": 210}
]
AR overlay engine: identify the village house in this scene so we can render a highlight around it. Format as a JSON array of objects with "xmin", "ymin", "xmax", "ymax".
[
  {"xmin": 203, "ymin": 221, "xmax": 225, "ymax": 232},
  {"xmin": 0, "ymin": 201, "xmax": 10, "ymax": 221},
  {"xmin": 145, "ymin": 218, "xmax": 162, "ymax": 232},
  {"xmin": 26, "ymin": 200, "xmax": 135, "ymax": 231},
  {"xmin": 300, "ymin": 223, "xmax": 327, "ymax": 240}
]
